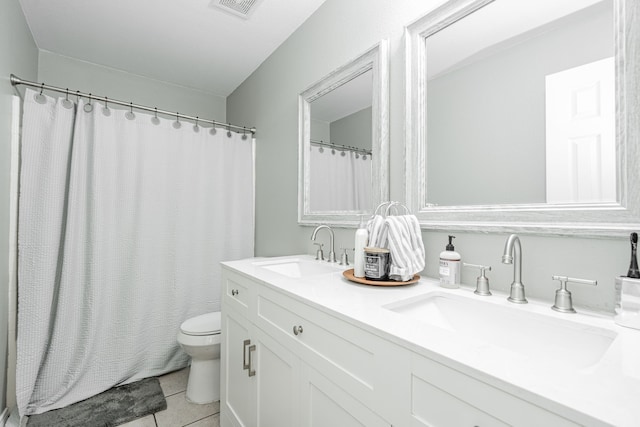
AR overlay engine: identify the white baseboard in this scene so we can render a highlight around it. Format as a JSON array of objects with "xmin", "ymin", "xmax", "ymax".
[
  {"xmin": 0, "ymin": 408, "xmax": 9, "ymax": 427},
  {"xmin": 0, "ymin": 406, "xmax": 22, "ymax": 427}
]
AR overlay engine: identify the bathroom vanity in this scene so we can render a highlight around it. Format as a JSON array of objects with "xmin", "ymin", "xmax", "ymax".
[{"xmin": 220, "ymin": 255, "xmax": 640, "ymax": 426}]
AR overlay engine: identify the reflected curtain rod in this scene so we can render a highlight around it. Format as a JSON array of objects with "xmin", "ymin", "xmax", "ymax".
[
  {"xmin": 310, "ymin": 139, "xmax": 372, "ymax": 156},
  {"xmin": 10, "ymin": 74, "xmax": 256, "ymax": 135}
]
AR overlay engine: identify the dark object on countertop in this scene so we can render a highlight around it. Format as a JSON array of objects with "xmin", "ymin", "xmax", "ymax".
[{"xmin": 628, "ymin": 232, "xmax": 640, "ymax": 278}]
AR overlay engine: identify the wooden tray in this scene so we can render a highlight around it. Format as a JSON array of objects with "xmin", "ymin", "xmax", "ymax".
[{"xmin": 342, "ymin": 269, "xmax": 420, "ymax": 286}]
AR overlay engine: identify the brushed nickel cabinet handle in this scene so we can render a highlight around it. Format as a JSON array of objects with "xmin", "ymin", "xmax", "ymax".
[
  {"xmin": 242, "ymin": 339, "xmax": 250, "ymax": 370},
  {"xmin": 293, "ymin": 325, "xmax": 303, "ymax": 335},
  {"xmin": 248, "ymin": 345, "xmax": 256, "ymax": 377},
  {"xmin": 231, "ymin": 289, "xmax": 239, "ymax": 296}
]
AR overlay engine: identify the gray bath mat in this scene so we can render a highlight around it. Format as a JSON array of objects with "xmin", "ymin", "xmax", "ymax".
[{"xmin": 27, "ymin": 377, "xmax": 167, "ymax": 427}]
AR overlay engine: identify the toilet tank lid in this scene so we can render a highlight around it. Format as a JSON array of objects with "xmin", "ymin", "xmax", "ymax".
[{"xmin": 180, "ymin": 312, "xmax": 221, "ymax": 335}]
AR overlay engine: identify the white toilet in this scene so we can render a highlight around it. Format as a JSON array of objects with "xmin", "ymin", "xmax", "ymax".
[{"xmin": 177, "ymin": 311, "xmax": 222, "ymax": 404}]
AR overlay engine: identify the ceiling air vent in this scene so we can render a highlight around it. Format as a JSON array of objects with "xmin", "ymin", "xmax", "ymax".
[{"xmin": 210, "ymin": 0, "xmax": 265, "ymax": 19}]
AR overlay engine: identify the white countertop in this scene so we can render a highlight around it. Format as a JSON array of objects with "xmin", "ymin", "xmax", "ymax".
[{"xmin": 222, "ymin": 254, "xmax": 640, "ymax": 426}]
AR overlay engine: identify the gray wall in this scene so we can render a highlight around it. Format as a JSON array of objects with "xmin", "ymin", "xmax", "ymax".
[
  {"xmin": 0, "ymin": 0, "xmax": 39, "ymax": 414},
  {"xmin": 330, "ymin": 107, "xmax": 372, "ymax": 152},
  {"xmin": 311, "ymin": 118, "xmax": 330, "ymax": 142},
  {"xmin": 427, "ymin": 3, "xmax": 613, "ymax": 205},
  {"xmin": 37, "ymin": 51, "xmax": 226, "ymax": 121},
  {"xmin": 227, "ymin": 0, "xmax": 628, "ymax": 313}
]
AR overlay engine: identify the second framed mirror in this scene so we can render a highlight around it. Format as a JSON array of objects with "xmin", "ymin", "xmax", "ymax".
[{"xmin": 298, "ymin": 40, "xmax": 389, "ymax": 226}]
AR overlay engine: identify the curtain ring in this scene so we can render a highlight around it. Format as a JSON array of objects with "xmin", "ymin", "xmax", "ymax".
[
  {"xmin": 226, "ymin": 123, "xmax": 232, "ymax": 138},
  {"xmin": 83, "ymin": 93, "xmax": 93, "ymax": 112},
  {"xmin": 193, "ymin": 116, "xmax": 200, "ymax": 133},
  {"xmin": 102, "ymin": 96, "xmax": 111, "ymax": 116},
  {"xmin": 125, "ymin": 101, "xmax": 135, "ymax": 120},
  {"xmin": 60, "ymin": 88, "xmax": 73, "ymax": 109},
  {"xmin": 241, "ymin": 126, "xmax": 248, "ymax": 140},
  {"xmin": 34, "ymin": 83, "xmax": 47, "ymax": 104},
  {"xmin": 173, "ymin": 112, "xmax": 181, "ymax": 129},
  {"xmin": 209, "ymin": 120, "xmax": 217, "ymax": 135},
  {"xmin": 151, "ymin": 107, "xmax": 160, "ymax": 125}
]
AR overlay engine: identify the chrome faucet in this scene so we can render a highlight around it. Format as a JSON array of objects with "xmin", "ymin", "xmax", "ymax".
[
  {"xmin": 501, "ymin": 234, "xmax": 527, "ymax": 304},
  {"xmin": 311, "ymin": 225, "xmax": 337, "ymax": 263}
]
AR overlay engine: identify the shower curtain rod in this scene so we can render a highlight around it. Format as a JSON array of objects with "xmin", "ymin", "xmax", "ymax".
[
  {"xmin": 310, "ymin": 139, "xmax": 372, "ymax": 156},
  {"xmin": 10, "ymin": 74, "xmax": 256, "ymax": 135}
]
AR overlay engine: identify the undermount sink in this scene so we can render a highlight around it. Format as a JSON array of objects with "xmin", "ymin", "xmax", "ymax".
[
  {"xmin": 253, "ymin": 258, "xmax": 344, "ymax": 278},
  {"xmin": 384, "ymin": 292, "xmax": 617, "ymax": 369}
]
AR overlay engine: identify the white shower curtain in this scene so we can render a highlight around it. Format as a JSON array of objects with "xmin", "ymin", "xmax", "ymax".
[
  {"xmin": 309, "ymin": 146, "xmax": 372, "ymax": 211},
  {"xmin": 16, "ymin": 89, "xmax": 254, "ymax": 415}
]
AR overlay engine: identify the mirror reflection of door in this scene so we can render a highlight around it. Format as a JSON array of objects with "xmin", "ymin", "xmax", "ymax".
[
  {"xmin": 545, "ymin": 57, "xmax": 615, "ymax": 204},
  {"xmin": 425, "ymin": 0, "xmax": 614, "ymax": 207},
  {"xmin": 309, "ymin": 70, "xmax": 373, "ymax": 212}
]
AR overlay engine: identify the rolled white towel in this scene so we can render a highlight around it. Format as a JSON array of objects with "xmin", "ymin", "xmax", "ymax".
[{"xmin": 385, "ymin": 215, "xmax": 425, "ymax": 281}]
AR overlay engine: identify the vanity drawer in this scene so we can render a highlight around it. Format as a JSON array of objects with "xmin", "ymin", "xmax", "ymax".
[
  {"xmin": 222, "ymin": 269, "xmax": 256, "ymax": 318},
  {"xmin": 256, "ymin": 286, "xmax": 384, "ymax": 405},
  {"xmin": 410, "ymin": 354, "xmax": 580, "ymax": 427}
]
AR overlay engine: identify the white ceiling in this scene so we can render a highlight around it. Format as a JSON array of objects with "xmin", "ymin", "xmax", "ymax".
[{"xmin": 19, "ymin": 0, "xmax": 328, "ymax": 97}]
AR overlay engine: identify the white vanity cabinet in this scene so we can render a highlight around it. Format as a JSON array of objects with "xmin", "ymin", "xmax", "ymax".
[
  {"xmin": 221, "ymin": 268, "xmax": 392, "ymax": 427},
  {"xmin": 221, "ymin": 260, "xmax": 610, "ymax": 427}
]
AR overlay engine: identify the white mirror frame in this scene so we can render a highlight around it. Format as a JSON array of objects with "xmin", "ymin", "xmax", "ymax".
[
  {"xmin": 405, "ymin": 0, "xmax": 640, "ymax": 237},
  {"xmin": 298, "ymin": 40, "xmax": 390, "ymax": 227}
]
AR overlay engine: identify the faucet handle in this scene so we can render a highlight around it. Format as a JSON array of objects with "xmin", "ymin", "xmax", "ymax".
[
  {"xmin": 550, "ymin": 275, "xmax": 597, "ymax": 313},
  {"xmin": 313, "ymin": 243, "xmax": 324, "ymax": 261},
  {"xmin": 339, "ymin": 246, "xmax": 350, "ymax": 266},
  {"xmin": 464, "ymin": 263, "xmax": 492, "ymax": 296}
]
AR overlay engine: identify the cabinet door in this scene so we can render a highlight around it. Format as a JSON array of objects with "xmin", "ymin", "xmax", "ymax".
[
  {"xmin": 254, "ymin": 328, "xmax": 300, "ymax": 427},
  {"xmin": 300, "ymin": 363, "xmax": 390, "ymax": 427},
  {"xmin": 409, "ymin": 354, "xmax": 580, "ymax": 427},
  {"xmin": 221, "ymin": 309, "xmax": 255, "ymax": 427}
]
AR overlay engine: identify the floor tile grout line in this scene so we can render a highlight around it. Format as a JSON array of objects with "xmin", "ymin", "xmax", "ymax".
[
  {"xmin": 163, "ymin": 389, "xmax": 187, "ymax": 398},
  {"xmin": 181, "ymin": 412, "xmax": 221, "ymax": 427}
]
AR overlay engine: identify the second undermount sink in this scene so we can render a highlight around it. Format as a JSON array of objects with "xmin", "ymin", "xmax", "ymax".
[
  {"xmin": 384, "ymin": 292, "xmax": 617, "ymax": 369},
  {"xmin": 253, "ymin": 257, "xmax": 344, "ymax": 278}
]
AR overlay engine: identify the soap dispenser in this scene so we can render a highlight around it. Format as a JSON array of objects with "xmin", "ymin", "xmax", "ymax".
[{"xmin": 439, "ymin": 235, "xmax": 461, "ymax": 288}]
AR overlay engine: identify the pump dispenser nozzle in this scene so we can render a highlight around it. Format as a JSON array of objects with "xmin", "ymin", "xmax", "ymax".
[{"xmin": 446, "ymin": 235, "xmax": 455, "ymax": 251}]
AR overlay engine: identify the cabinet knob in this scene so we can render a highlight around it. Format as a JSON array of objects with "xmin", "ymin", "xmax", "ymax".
[
  {"xmin": 292, "ymin": 325, "xmax": 304, "ymax": 335},
  {"xmin": 231, "ymin": 289, "xmax": 239, "ymax": 296}
]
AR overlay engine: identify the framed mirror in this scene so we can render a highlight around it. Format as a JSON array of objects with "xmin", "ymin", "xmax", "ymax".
[
  {"xmin": 298, "ymin": 40, "xmax": 389, "ymax": 226},
  {"xmin": 406, "ymin": 0, "xmax": 640, "ymax": 236}
]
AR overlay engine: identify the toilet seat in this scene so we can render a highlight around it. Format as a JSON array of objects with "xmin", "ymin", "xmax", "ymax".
[{"xmin": 180, "ymin": 312, "xmax": 221, "ymax": 336}]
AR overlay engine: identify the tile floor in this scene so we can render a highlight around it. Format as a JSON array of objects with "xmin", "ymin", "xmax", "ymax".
[{"xmin": 120, "ymin": 367, "xmax": 220, "ymax": 427}]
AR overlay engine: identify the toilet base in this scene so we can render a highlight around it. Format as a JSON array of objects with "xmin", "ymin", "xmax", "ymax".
[{"xmin": 186, "ymin": 358, "xmax": 220, "ymax": 404}]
